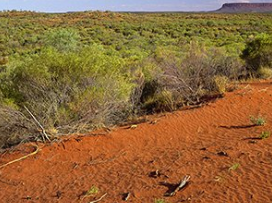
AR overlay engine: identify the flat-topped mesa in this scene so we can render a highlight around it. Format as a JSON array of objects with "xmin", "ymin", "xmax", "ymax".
[{"xmin": 216, "ymin": 3, "xmax": 272, "ymax": 13}]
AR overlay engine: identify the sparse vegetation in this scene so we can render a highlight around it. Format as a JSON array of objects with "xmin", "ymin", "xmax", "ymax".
[
  {"xmin": 229, "ymin": 163, "xmax": 240, "ymax": 171},
  {"xmin": 155, "ymin": 199, "xmax": 166, "ymax": 203},
  {"xmin": 260, "ymin": 131, "xmax": 271, "ymax": 139},
  {"xmin": 250, "ymin": 115, "xmax": 266, "ymax": 126},
  {"xmin": 85, "ymin": 186, "xmax": 99, "ymax": 196}
]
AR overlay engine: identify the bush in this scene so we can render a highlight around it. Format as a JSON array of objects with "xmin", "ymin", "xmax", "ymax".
[
  {"xmin": 0, "ymin": 105, "xmax": 37, "ymax": 148},
  {"xmin": 0, "ymin": 45, "xmax": 135, "ymax": 146},
  {"xmin": 213, "ymin": 76, "xmax": 228, "ymax": 94},
  {"xmin": 43, "ymin": 28, "xmax": 80, "ymax": 52},
  {"xmin": 257, "ymin": 67, "xmax": 272, "ymax": 79},
  {"xmin": 260, "ymin": 131, "xmax": 270, "ymax": 139},
  {"xmin": 155, "ymin": 43, "xmax": 244, "ymax": 105},
  {"xmin": 143, "ymin": 90, "xmax": 175, "ymax": 113},
  {"xmin": 250, "ymin": 115, "xmax": 266, "ymax": 126},
  {"xmin": 137, "ymin": 43, "xmax": 245, "ymax": 113},
  {"xmin": 242, "ymin": 34, "xmax": 272, "ymax": 75}
]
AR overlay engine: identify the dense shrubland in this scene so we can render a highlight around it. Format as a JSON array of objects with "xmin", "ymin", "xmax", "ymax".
[{"xmin": 0, "ymin": 11, "xmax": 272, "ymax": 148}]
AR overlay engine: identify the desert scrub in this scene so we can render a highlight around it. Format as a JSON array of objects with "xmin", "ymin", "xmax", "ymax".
[
  {"xmin": 0, "ymin": 45, "xmax": 136, "ymax": 147},
  {"xmin": 154, "ymin": 42, "xmax": 244, "ymax": 105},
  {"xmin": 228, "ymin": 163, "xmax": 240, "ymax": 171},
  {"xmin": 139, "ymin": 43, "xmax": 244, "ymax": 113},
  {"xmin": 43, "ymin": 28, "xmax": 80, "ymax": 52},
  {"xmin": 250, "ymin": 115, "xmax": 266, "ymax": 126},
  {"xmin": 213, "ymin": 76, "xmax": 229, "ymax": 94},
  {"xmin": 86, "ymin": 186, "xmax": 99, "ymax": 196},
  {"xmin": 257, "ymin": 67, "xmax": 272, "ymax": 79},
  {"xmin": 242, "ymin": 34, "xmax": 272, "ymax": 76},
  {"xmin": 143, "ymin": 89, "xmax": 175, "ymax": 113},
  {"xmin": 260, "ymin": 131, "xmax": 271, "ymax": 139}
]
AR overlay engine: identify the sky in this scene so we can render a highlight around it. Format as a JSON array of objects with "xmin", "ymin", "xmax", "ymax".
[{"xmin": 0, "ymin": 0, "xmax": 272, "ymax": 12}]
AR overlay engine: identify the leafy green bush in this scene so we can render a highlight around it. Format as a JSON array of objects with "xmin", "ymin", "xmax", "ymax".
[
  {"xmin": 242, "ymin": 34, "xmax": 272, "ymax": 75},
  {"xmin": 43, "ymin": 28, "xmax": 80, "ymax": 52},
  {"xmin": 0, "ymin": 45, "xmax": 135, "ymax": 147},
  {"xmin": 250, "ymin": 115, "xmax": 266, "ymax": 126}
]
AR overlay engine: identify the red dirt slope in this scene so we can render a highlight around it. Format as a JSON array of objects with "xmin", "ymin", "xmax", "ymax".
[{"xmin": 1, "ymin": 81, "xmax": 272, "ymax": 203}]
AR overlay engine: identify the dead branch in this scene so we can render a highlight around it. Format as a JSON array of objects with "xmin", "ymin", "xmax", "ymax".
[
  {"xmin": 123, "ymin": 192, "xmax": 131, "ymax": 201},
  {"xmin": 165, "ymin": 175, "xmax": 190, "ymax": 197},
  {"xmin": 24, "ymin": 106, "xmax": 51, "ymax": 142},
  {"xmin": 89, "ymin": 193, "xmax": 107, "ymax": 203},
  {"xmin": 0, "ymin": 144, "xmax": 40, "ymax": 169}
]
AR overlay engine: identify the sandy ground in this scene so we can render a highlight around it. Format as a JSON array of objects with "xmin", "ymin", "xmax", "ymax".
[{"xmin": 1, "ymin": 81, "xmax": 272, "ymax": 203}]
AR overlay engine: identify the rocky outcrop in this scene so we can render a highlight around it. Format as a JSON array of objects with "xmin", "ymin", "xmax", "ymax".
[{"xmin": 215, "ymin": 3, "xmax": 272, "ymax": 13}]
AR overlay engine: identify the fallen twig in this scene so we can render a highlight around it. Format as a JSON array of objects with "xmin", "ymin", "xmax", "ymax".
[
  {"xmin": 0, "ymin": 144, "xmax": 40, "ymax": 169},
  {"xmin": 258, "ymin": 88, "xmax": 268, "ymax": 92},
  {"xmin": 89, "ymin": 193, "xmax": 107, "ymax": 203},
  {"xmin": 165, "ymin": 175, "xmax": 190, "ymax": 197},
  {"xmin": 123, "ymin": 192, "xmax": 130, "ymax": 201},
  {"xmin": 24, "ymin": 106, "xmax": 51, "ymax": 142}
]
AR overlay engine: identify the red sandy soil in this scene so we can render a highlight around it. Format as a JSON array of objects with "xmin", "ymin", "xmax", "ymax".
[{"xmin": 1, "ymin": 81, "xmax": 272, "ymax": 203}]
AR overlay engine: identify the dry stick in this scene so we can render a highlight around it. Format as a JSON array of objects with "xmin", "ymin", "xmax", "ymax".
[
  {"xmin": 89, "ymin": 193, "xmax": 107, "ymax": 203},
  {"xmin": 0, "ymin": 145, "xmax": 40, "ymax": 169},
  {"xmin": 124, "ymin": 192, "xmax": 131, "ymax": 201},
  {"xmin": 258, "ymin": 88, "xmax": 268, "ymax": 92},
  {"xmin": 173, "ymin": 175, "xmax": 190, "ymax": 195},
  {"xmin": 167, "ymin": 175, "xmax": 191, "ymax": 197},
  {"xmin": 24, "ymin": 106, "xmax": 51, "ymax": 142}
]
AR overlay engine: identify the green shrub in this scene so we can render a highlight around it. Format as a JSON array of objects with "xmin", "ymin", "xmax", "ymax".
[
  {"xmin": 43, "ymin": 28, "xmax": 80, "ymax": 52},
  {"xmin": 260, "ymin": 131, "xmax": 270, "ymax": 139},
  {"xmin": 250, "ymin": 115, "xmax": 266, "ymax": 126},
  {"xmin": 242, "ymin": 34, "xmax": 272, "ymax": 75},
  {"xmin": 0, "ymin": 45, "xmax": 135, "ymax": 146},
  {"xmin": 257, "ymin": 67, "xmax": 272, "ymax": 79}
]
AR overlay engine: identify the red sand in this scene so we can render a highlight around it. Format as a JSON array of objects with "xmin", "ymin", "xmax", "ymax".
[{"xmin": 1, "ymin": 81, "xmax": 272, "ymax": 203}]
